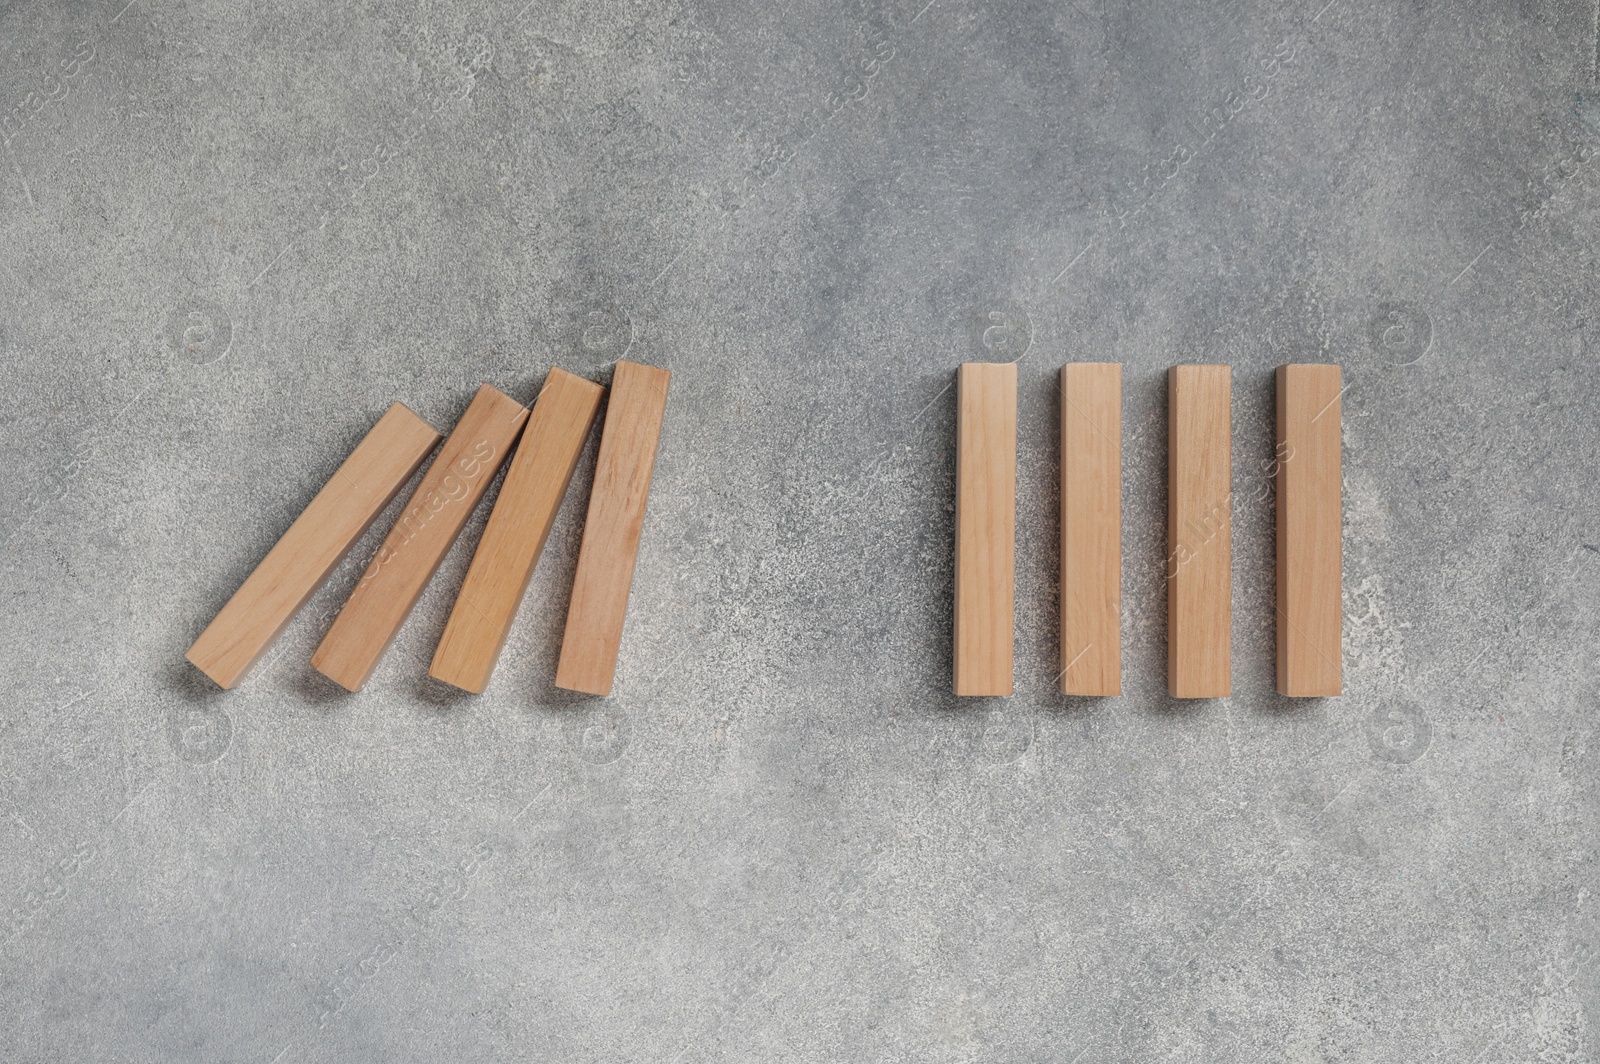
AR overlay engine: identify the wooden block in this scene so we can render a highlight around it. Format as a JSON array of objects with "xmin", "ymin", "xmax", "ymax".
[
  {"xmin": 1276, "ymin": 364, "xmax": 1343, "ymax": 696},
  {"xmin": 954, "ymin": 362, "xmax": 1017, "ymax": 697},
  {"xmin": 1168, "ymin": 365, "xmax": 1231, "ymax": 698},
  {"xmin": 430, "ymin": 369, "xmax": 606, "ymax": 693},
  {"xmin": 311, "ymin": 385, "xmax": 529, "ymax": 692},
  {"xmin": 1060, "ymin": 363, "xmax": 1121, "ymax": 695},
  {"xmin": 184, "ymin": 404, "xmax": 442, "ymax": 689},
  {"xmin": 554, "ymin": 361, "xmax": 671, "ymax": 696}
]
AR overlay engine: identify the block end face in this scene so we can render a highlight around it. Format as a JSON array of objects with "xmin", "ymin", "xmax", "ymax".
[
  {"xmin": 1278, "ymin": 682, "xmax": 1341, "ymax": 698},
  {"xmin": 430, "ymin": 605, "xmax": 505, "ymax": 698},
  {"xmin": 469, "ymin": 383, "xmax": 533, "ymax": 430},
  {"xmin": 954, "ymin": 675, "xmax": 1013, "ymax": 697},
  {"xmin": 543, "ymin": 366, "xmax": 608, "ymax": 404},
  {"xmin": 387, "ymin": 401, "xmax": 445, "ymax": 440},
  {"xmin": 427, "ymin": 661, "xmax": 488, "ymax": 695},
  {"xmin": 553, "ymin": 670, "xmax": 613, "ymax": 697},
  {"xmin": 959, "ymin": 361, "xmax": 1019, "ymax": 386},
  {"xmin": 183, "ymin": 647, "xmax": 237, "ymax": 690},
  {"xmin": 614, "ymin": 360, "xmax": 673, "ymax": 393},
  {"xmin": 1169, "ymin": 681, "xmax": 1230, "ymax": 699},
  {"xmin": 309, "ymin": 651, "xmax": 365, "ymax": 694},
  {"xmin": 1062, "ymin": 679, "xmax": 1120, "ymax": 697}
]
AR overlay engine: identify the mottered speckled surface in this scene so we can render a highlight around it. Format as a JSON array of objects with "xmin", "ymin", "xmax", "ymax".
[{"xmin": 1, "ymin": 0, "xmax": 1597, "ymax": 1060}]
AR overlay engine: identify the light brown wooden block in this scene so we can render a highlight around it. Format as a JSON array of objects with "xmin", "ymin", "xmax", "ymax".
[
  {"xmin": 1168, "ymin": 365, "xmax": 1231, "ymax": 698},
  {"xmin": 954, "ymin": 362, "xmax": 1017, "ymax": 697},
  {"xmin": 1276, "ymin": 364, "xmax": 1342, "ymax": 696},
  {"xmin": 1060, "ymin": 363, "xmax": 1121, "ymax": 695},
  {"xmin": 184, "ymin": 404, "xmax": 442, "ymax": 689},
  {"xmin": 430, "ymin": 369, "xmax": 606, "ymax": 693},
  {"xmin": 554, "ymin": 361, "xmax": 671, "ymax": 696},
  {"xmin": 311, "ymin": 384, "xmax": 529, "ymax": 692}
]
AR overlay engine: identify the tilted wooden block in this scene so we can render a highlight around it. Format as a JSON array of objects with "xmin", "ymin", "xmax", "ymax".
[
  {"xmin": 430, "ymin": 368, "xmax": 606, "ymax": 694},
  {"xmin": 1168, "ymin": 365, "xmax": 1231, "ymax": 698},
  {"xmin": 954, "ymin": 362, "xmax": 1017, "ymax": 697},
  {"xmin": 1060, "ymin": 363, "xmax": 1121, "ymax": 696},
  {"xmin": 1276, "ymin": 364, "xmax": 1342, "ymax": 696},
  {"xmin": 554, "ymin": 361, "xmax": 671, "ymax": 696},
  {"xmin": 185, "ymin": 403, "xmax": 442, "ymax": 689},
  {"xmin": 311, "ymin": 384, "xmax": 529, "ymax": 692}
]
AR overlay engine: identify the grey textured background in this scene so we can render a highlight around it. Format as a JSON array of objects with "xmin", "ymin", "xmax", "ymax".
[{"xmin": 1, "ymin": 0, "xmax": 1597, "ymax": 1060}]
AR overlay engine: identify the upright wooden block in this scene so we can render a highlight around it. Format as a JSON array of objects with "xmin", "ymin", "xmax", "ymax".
[
  {"xmin": 430, "ymin": 369, "xmax": 606, "ymax": 693},
  {"xmin": 1168, "ymin": 365, "xmax": 1231, "ymax": 698},
  {"xmin": 954, "ymin": 362, "xmax": 1017, "ymax": 697},
  {"xmin": 184, "ymin": 404, "xmax": 442, "ymax": 689},
  {"xmin": 1276, "ymin": 364, "xmax": 1342, "ymax": 696},
  {"xmin": 554, "ymin": 361, "xmax": 671, "ymax": 696},
  {"xmin": 1060, "ymin": 363, "xmax": 1121, "ymax": 695},
  {"xmin": 311, "ymin": 384, "xmax": 529, "ymax": 692}
]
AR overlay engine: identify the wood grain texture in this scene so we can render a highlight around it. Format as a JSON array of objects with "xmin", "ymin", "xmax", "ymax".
[
  {"xmin": 430, "ymin": 369, "xmax": 605, "ymax": 694},
  {"xmin": 954, "ymin": 362, "xmax": 1017, "ymax": 697},
  {"xmin": 1276, "ymin": 364, "xmax": 1343, "ymax": 696},
  {"xmin": 1060, "ymin": 363, "xmax": 1121, "ymax": 695},
  {"xmin": 311, "ymin": 384, "xmax": 529, "ymax": 692},
  {"xmin": 554, "ymin": 361, "xmax": 671, "ymax": 696},
  {"xmin": 185, "ymin": 403, "xmax": 442, "ymax": 689},
  {"xmin": 1168, "ymin": 365, "xmax": 1231, "ymax": 698}
]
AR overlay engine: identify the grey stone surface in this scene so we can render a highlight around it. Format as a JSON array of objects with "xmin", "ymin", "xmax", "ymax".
[{"xmin": 1, "ymin": 0, "xmax": 1597, "ymax": 1059}]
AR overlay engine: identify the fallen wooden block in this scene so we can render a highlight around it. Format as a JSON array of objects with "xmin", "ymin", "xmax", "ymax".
[
  {"xmin": 954, "ymin": 362, "xmax": 1017, "ymax": 697},
  {"xmin": 1168, "ymin": 364, "xmax": 1231, "ymax": 698},
  {"xmin": 1060, "ymin": 363, "xmax": 1121, "ymax": 695},
  {"xmin": 184, "ymin": 403, "xmax": 442, "ymax": 689},
  {"xmin": 554, "ymin": 361, "xmax": 671, "ymax": 696},
  {"xmin": 430, "ymin": 369, "xmax": 606, "ymax": 693},
  {"xmin": 1276, "ymin": 364, "xmax": 1342, "ymax": 696},
  {"xmin": 311, "ymin": 384, "xmax": 529, "ymax": 692}
]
